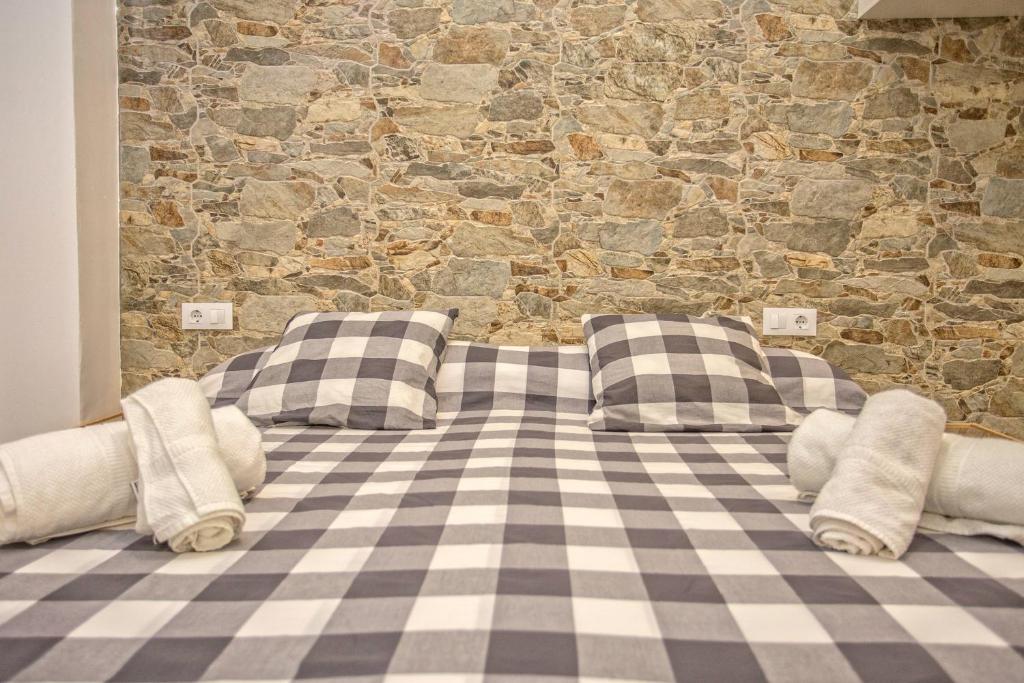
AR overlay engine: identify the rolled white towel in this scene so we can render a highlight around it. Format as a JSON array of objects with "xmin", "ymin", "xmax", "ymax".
[
  {"xmin": 0, "ymin": 422, "xmax": 136, "ymax": 546},
  {"xmin": 809, "ymin": 389, "xmax": 946, "ymax": 559},
  {"xmin": 123, "ymin": 378, "xmax": 246, "ymax": 553},
  {"xmin": 789, "ymin": 410, "xmax": 1024, "ymax": 544},
  {"xmin": 0, "ymin": 405, "xmax": 264, "ymax": 547}
]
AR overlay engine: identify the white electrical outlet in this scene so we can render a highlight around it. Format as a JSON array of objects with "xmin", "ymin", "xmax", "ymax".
[
  {"xmin": 762, "ymin": 307, "xmax": 817, "ymax": 336},
  {"xmin": 182, "ymin": 302, "xmax": 233, "ymax": 330}
]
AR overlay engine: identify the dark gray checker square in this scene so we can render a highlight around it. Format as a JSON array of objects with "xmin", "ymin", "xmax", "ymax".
[
  {"xmin": 497, "ymin": 568, "xmax": 572, "ymax": 596},
  {"xmin": 251, "ymin": 529, "xmax": 326, "ymax": 551},
  {"xmin": 195, "ymin": 573, "xmax": 287, "ymax": 602},
  {"xmin": 643, "ymin": 573, "xmax": 725, "ymax": 603},
  {"xmin": 785, "ymin": 575, "xmax": 879, "ymax": 605},
  {"xmin": 485, "ymin": 631, "xmax": 578, "ymax": 676},
  {"xmin": 838, "ymin": 643, "xmax": 952, "ymax": 683},
  {"xmin": 926, "ymin": 577, "xmax": 1024, "ymax": 608},
  {"xmin": 43, "ymin": 573, "xmax": 146, "ymax": 601},
  {"xmin": 664, "ymin": 640, "xmax": 765, "ymax": 682},
  {"xmin": 344, "ymin": 570, "xmax": 427, "ymax": 599},
  {"xmin": 0, "ymin": 638, "xmax": 59, "ymax": 680},
  {"xmin": 110, "ymin": 637, "xmax": 230, "ymax": 681},
  {"xmin": 298, "ymin": 632, "xmax": 402, "ymax": 678}
]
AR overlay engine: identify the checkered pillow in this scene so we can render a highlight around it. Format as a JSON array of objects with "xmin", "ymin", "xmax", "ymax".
[
  {"xmin": 199, "ymin": 346, "xmax": 274, "ymax": 407},
  {"xmin": 583, "ymin": 313, "xmax": 802, "ymax": 432},
  {"xmin": 238, "ymin": 310, "xmax": 458, "ymax": 429},
  {"xmin": 436, "ymin": 342, "xmax": 593, "ymax": 415},
  {"xmin": 763, "ymin": 347, "xmax": 867, "ymax": 414}
]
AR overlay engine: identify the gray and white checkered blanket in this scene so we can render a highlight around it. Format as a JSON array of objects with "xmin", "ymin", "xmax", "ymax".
[
  {"xmin": 3, "ymin": 344, "xmax": 1021, "ymax": 681},
  {"xmin": 2, "ymin": 406, "xmax": 1023, "ymax": 681}
]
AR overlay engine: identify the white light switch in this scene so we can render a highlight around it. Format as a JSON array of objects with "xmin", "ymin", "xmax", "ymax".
[
  {"xmin": 762, "ymin": 307, "xmax": 817, "ymax": 336},
  {"xmin": 182, "ymin": 302, "xmax": 233, "ymax": 330}
]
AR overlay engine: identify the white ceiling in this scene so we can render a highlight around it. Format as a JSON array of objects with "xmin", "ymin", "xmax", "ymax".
[{"xmin": 859, "ymin": 0, "xmax": 1023, "ymax": 18}]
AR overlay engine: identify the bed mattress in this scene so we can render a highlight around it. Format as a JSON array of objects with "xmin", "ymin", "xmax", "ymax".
[{"xmin": 2, "ymin": 408, "xmax": 1023, "ymax": 682}]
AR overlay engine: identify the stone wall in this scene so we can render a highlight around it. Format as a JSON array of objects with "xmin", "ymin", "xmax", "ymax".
[{"xmin": 118, "ymin": 0, "xmax": 1024, "ymax": 435}]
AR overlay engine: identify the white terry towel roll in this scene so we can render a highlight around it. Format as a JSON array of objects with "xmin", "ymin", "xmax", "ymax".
[
  {"xmin": 789, "ymin": 409, "xmax": 1024, "ymax": 545},
  {"xmin": 808, "ymin": 389, "xmax": 946, "ymax": 559},
  {"xmin": 0, "ymin": 405, "xmax": 265, "ymax": 547},
  {"xmin": 123, "ymin": 378, "xmax": 246, "ymax": 553}
]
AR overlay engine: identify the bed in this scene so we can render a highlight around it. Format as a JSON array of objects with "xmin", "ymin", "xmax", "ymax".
[{"xmin": 1, "ymin": 343, "xmax": 1022, "ymax": 682}]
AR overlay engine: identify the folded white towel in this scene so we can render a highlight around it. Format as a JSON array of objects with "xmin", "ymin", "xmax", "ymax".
[
  {"xmin": 809, "ymin": 389, "xmax": 946, "ymax": 559},
  {"xmin": 0, "ymin": 405, "xmax": 264, "ymax": 547},
  {"xmin": 123, "ymin": 379, "xmax": 246, "ymax": 553},
  {"xmin": 789, "ymin": 409, "xmax": 1024, "ymax": 545}
]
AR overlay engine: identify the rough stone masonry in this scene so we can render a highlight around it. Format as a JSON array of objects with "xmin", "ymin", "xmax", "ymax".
[{"xmin": 118, "ymin": 0, "xmax": 1024, "ymax": 436}]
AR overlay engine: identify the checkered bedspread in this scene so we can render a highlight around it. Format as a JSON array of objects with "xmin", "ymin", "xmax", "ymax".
[{"xmin": 2, "ymin": 410, "xmax": 1022, "ymax": 682}]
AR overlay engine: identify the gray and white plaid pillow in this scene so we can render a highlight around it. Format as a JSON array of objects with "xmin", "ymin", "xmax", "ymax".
[
  {"xmin": 199, "ymin": 346, "xmax": 274, "ymax": 407},
  {"xmin": 763, "ymin": 347, "xmax": 867, "ymax": 415},
  {"xmin": 238, "ymin": 309, "xmax": 458, "ymax": 429},
  {"xmin": 583, "ymin": 313, "xmax": 802, "ymax": 432}
]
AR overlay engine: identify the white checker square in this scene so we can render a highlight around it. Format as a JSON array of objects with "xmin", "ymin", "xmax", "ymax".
[
  {"xmin": 375, "ymin": 460, "xmax": 427, "ymax": 473},
  {"xmin": 701, "ymin": 354, "xmax": 744, "ymax": 379},
  {"xmin": 237, "ymin": 599, "xmax": 341, "ymax": 637},
  {"xmin": 959, "ymin": 552, "xmax": 1024, "ymax": 579},
  {"xmin": 711, "ymin": 444, "xmax": 762, "ymax": 455},
  {"xmin": 562, "ymin": 506, "xmax": 623, "ymax": 529},
  {"xmin": 630, "ymin": 441, "xmax": 681, "ymax": 456},
  {"xmin": 493, "ymin": 361, "xmax": 529, "ymax": 397},
  {"xmin": 784, "ymin": 513, "xmax": 812, "ymax": 534},
  {"xmin": 329, "ymin": 507, "xmax": 396, "ymax": 530},
  {"xmin": 567, "ymin": 545, "xmax": 640, "ymax": 573},
  {"xmin": 292, "ymin": 547, "xmax": 374, "ymax": 574},
  {"xmin": 884, "ymin": 606, "xmax": 1005, "ymax": 646},
  {"xmin": 696, "ymin": 550, "xmax": 778, "ymax": 576},
  {"xmin": 315, "ymin": 377, "xmax": 358, "ymax": 408},
  {"xmin": 753, "ymin": 485, "xmax": 801, "ymax": 502},
  {"xmin": 287, "ymin": 460, "xmax": 338, "ymax": 474},
  {"xmin": 71, "ymin": 601, "xmax": 187, "ymax": 638},
  {"xmin": 457, "ymin": 476, "xmax": 510, "ymax": 492},
  {"xmin": 327, "ymin": 335, "xmax": 369, "ymax": 359},
  {"xmin": 405, "ymin": 595, "xmax": 495, "ymax": 632},
  {"xmin": 462, "ymin": 456, "xmax": 513, "ymax": 470},
  {"xmin": 573, "ymin": 598, "xmax": 662, "ymax": 638},
  {"xmin": 658, "ymin": 484, "xmax": 714, "ymax": 499},
  {"xmin": 631, "ymin": 353, "xmax": 673, "ymax": 377},
  {"xmin": 155, "ymin": 550, "xmax": 244, "ymax": 575},
  {"xmin": 357, "ymin": 479, "xmax": 412, "ymax": 496},
  {"xmin": 429, "ymin": 544, "xmax": 503, "ymax": 570},
  {"xmin": 641, "ymin": 461, "xmax": 693, "ymax": 474},
  {"xmin": 622, "ymin": 319, "xmax": 664, "ymax": 341},
  {"xmin": 16, "ymin": 549, "xmax": 118, "ymax": 574},
  {"xmin": 445, "ymin": 504, "xmax": 507, "ymax": 526},
  {"xmin": 471, "ymin": 438, "xmax": 518, "ymax": 451},
  {"xmin": 557, "ymin": 479, "xmax": 612, "ymax": 495},
  {"xmin": 558, "ymin": 368, "xmax": 591, "ymax": 398},
  {"xmin": 728, "ymin": 604, "xmax": 832, "ymax": 643},
  {"xmin": 385, "ymin": 675, "xmax": 482, "ymax": 683},
  {"xmin": 243, "ymin": 512, "xmax": 288, "ymax": 532},
  {"xmin": 258, "ymin": 482, "xmax": 316, "ymax": 499},
  {"xmin": 435, "ymin": 359, "xmax": 467, "ymax": 395},
  {"xmin": 731, "ymin": 463, "xmax": 784, "ymax": 476},
  {"xmin": 555, "ymin": 457, "xmax": 604, "ymax": 472},
  {"xmin": 675, "ymin": 511, "xmax": 742, "ymax": 531}
]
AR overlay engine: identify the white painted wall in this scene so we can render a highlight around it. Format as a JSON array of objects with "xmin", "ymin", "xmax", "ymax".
[
  {"xmin": 0, "ymin": 2, "xmax": 81, "ymax": 442},
  {"xmin": 74, "ymin": 0, "xmax": 122, "ymax": 426},
  {"xmin": 0, "ymin": 1, "xmax": 120, "ymax": 443}
]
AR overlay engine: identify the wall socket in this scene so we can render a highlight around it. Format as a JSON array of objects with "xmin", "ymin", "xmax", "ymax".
[
  {"xmin": 762, "ymin": 307, "xmax": 817, "ymax": 336},
  {"xmin": 181, "ymin": 302, "xmax": 233, "ymax": 330}
]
